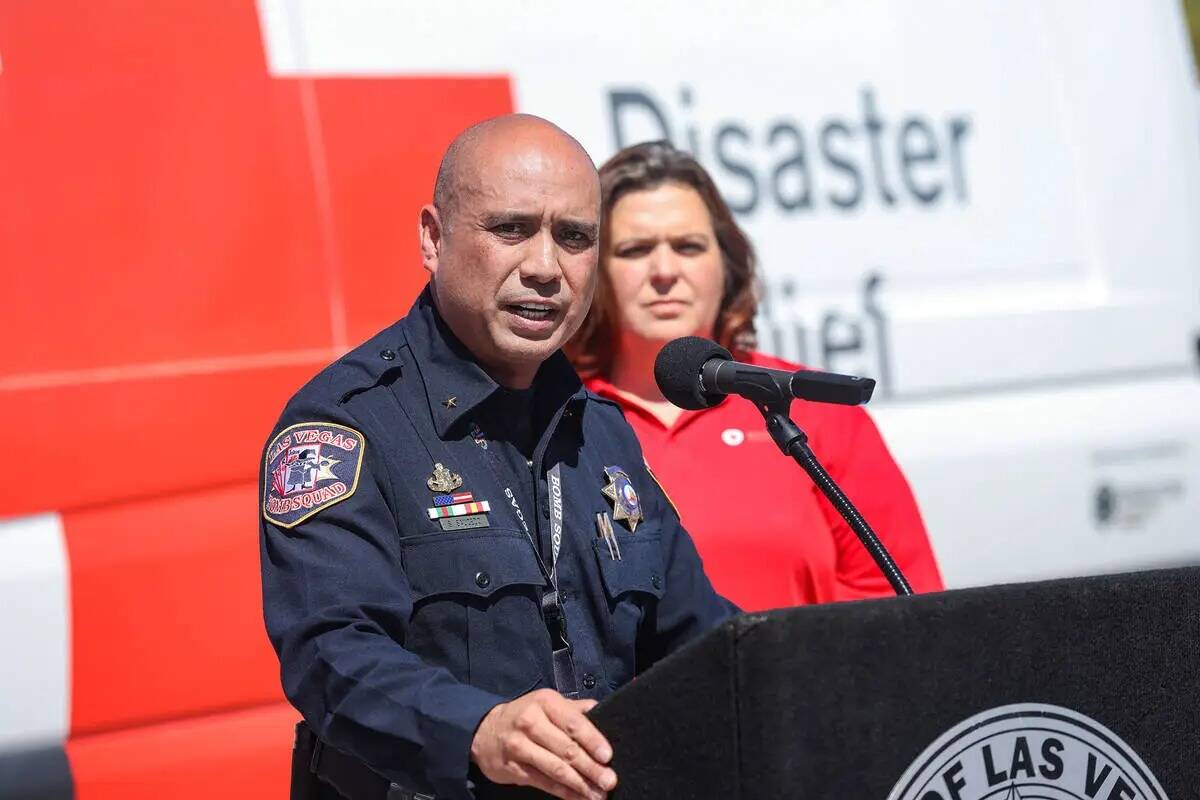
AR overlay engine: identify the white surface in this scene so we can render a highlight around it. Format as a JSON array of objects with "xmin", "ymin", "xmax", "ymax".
[
  {"xmin": 873, "ymin": 374, "xmax": 1200, "ymax": 588},
  {"xmin": 256, "ymin": 0, "xmax": 1200, "ymax": 381},
  {"xmin": 0, "ymin": 514, "xmax": 70, "ymax": 750},
  {"xmin": 256, "ymin": 1, "xmax": 1200, "ymax": 585}
]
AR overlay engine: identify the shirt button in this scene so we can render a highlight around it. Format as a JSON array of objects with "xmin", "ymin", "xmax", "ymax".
[
  {"xmin": 582, "ymin": 673, "xmax": 597, "ymax": 690},
  {"xmin": 474, "ymin": 571, "xmax": 491, "ymax": 589},
  {"xmin": 379, "ymin": 348, "xmax": 396, "ymax": 361},
  {"xmin": 540, "ymin": 499, "xmax": 550, "ymax": 519},
  {"xmin": 651, "ymin": 573, "xmax": 662, "ymax": 590}
]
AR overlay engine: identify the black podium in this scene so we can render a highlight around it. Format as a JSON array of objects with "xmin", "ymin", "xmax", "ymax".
[{"xmin": 577, "ymin": 567, "xmax": 1199, "ymax": 799}]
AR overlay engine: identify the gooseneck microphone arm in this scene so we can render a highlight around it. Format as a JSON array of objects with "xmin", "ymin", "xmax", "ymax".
[
  {"xmin": 654, "ymin": 336, "xmax": 913, "ymax": 598},
  {"xmin": 757, "ymin": 396, "xmax": 913, "ymax": 597}
]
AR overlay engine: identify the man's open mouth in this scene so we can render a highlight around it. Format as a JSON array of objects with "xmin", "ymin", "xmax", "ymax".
[{"xmin": 506, "ymin": 303, "xmax": 557, "ymax": 321}]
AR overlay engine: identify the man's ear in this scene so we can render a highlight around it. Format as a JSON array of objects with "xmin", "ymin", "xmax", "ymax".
[{"xmin": 419, "ymin": 204, "xmax": 443, "ymax": 276}]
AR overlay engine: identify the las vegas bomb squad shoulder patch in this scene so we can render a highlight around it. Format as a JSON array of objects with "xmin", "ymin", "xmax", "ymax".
[{"xmin": 263, "ymin": 422, "xmax": 365, "ymax": 528}]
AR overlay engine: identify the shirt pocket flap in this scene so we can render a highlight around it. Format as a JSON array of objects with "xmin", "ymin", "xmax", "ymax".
[
  {"xmin": 402, "ymin": 530, "xmax": 544, "ymax": 603},
  {"xmin": 592, "ymin": 531, "xmax": 665, "ymax": 601}
]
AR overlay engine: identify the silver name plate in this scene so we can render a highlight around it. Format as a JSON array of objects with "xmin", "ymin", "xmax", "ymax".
[{"xmin": 439, "ymin": 514, "xmax": 489, "ymax": 531}]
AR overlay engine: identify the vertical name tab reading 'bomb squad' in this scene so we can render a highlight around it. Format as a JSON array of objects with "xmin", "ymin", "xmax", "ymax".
[{"xmin": 262, "ymin": 423, "xmax": 366, "ymax": 528}]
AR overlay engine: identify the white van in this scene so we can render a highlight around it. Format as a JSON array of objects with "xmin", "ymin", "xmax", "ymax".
[
  {"xmin": 262, "ymin": 0, "xmax": 1200, "ymax": 587},
  {"xmin": 2, "ymin": 1, "xmax": 1197, "ymax": 795}
]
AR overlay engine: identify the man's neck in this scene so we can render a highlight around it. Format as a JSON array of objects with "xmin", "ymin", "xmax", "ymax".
[{"xmin": 479, "ymin": 358, "xmax": 538, "ymax": 390}]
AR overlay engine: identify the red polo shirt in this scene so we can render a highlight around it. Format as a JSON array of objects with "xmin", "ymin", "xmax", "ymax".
[{"xmin": 586, "ymin": 351, "xmax": 943, "ymax": 611}]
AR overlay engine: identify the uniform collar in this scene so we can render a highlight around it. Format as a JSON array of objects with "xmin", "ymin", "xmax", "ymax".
[{"xmin": 401, "ymin": 285, "xmax": 586, "ymax": 439}]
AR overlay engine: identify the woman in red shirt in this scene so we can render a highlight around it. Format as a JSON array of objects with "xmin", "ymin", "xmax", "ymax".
[{"xmin": 567, "ymin": 142, "xmax": 943, "ymax": 611}]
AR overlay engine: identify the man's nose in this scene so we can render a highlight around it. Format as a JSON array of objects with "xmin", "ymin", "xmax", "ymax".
[{"xmin": 518, "ymin": 230, "xmax": 563, "ymax": 284}]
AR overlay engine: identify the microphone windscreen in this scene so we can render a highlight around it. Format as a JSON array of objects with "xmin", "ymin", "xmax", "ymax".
[{"xmin": 654, "ymin": 336, "xmax": 732, "ymax": 410}]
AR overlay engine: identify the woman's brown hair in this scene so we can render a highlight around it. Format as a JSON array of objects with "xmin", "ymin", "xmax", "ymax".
[{"xmin": 566, "ymin": 141, "xmax": 759, "ymax": 377}]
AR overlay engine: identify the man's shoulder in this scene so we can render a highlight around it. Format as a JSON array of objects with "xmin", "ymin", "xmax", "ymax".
[
  {"xmin": 578, "ymin": 386, "xmax": 641, "ymax": 442},
  {"xmin": 579, "ymin": 388, "xmax": 656, "ymax": 472},
  {"xmin": 272, "ymin": 320, "xmax": 409, "ymax": 432},
  {"xmin": 581, "ymin": 386, "xmax": 631, "ymax": 426}
]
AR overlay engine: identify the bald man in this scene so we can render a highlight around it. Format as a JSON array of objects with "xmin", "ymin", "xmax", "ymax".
[{"xmin": 260, "ymin": 115, "xmax": 737, "ymax": 800}]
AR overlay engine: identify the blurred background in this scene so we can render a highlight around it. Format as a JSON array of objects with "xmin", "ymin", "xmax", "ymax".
[{"xmin": 1, "ymin": 1, "xmax": 1198, "ymax": 797}]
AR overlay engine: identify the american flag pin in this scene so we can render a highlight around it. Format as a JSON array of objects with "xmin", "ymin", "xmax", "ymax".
[{"xmin": 433, "ymin": 492, "xmax": 474, "ymax": 507}]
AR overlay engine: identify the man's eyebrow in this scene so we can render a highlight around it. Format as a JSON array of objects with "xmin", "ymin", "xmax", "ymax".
[
  {"xmin": 558, "ymin": 218, "xmax": 599, "ymax": 236},
  {"xmin": 477, "ymin": 212, "xmax": 597, "ymax": 237},
  {"xmin": 479, "ymin": 211, "xmax": 540, "ymax": 226}
]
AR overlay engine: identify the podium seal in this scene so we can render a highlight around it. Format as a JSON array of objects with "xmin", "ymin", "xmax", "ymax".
[{"xmin": 888, "ymin": 703, "xmax": 1167, "ymax": 800}]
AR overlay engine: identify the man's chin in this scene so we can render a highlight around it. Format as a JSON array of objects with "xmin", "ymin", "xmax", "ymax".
[{"xmin": 491, "ymin": 328, "xmax": 563, "ymax": 366}]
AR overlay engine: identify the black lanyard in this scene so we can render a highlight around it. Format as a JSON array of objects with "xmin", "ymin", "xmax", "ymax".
[
  {"xmin": 473, "ymin": 415, "xmax": 579, "ymax": 697},
  {"xmin": 546, "ymin": 462, "xmax": 565, "ymax": 584}
]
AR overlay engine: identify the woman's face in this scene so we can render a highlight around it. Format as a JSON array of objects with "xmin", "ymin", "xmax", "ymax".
[{"xmin": 605, "ymin": 183, "xmax": 725, "ymax": 350}]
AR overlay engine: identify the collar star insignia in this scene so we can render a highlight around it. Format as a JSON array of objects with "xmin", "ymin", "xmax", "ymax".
[
  {"xmin": 427, "ymin": 462, "xmax": 463, "ymax": 493},
  {"xmin": 442, "ymin": 396, "xmax": 457, "ymax": 409},
  {"xmin": 601, "ymin": 465, "xmax": 643, "ymax": 533}
]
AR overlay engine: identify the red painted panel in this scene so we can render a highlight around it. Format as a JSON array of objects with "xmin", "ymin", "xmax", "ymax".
[
  {"xmin": 65, "ymin": 483, "xmax": 283, "ymax": 736},
  {"xmin": 0, "ymin": 0, "xmax": 334, "ymax": 519},
  {"xmin": 0, "ymin": 0, "xmax": 269, "ymax": 75},
  {"xmin": 0, "ymin": 0, "xmax": 514, "ymax": 516},
  {"xmin": 0, "ymin": 3, "xmax": 327, "ymax": 375},
  {"xmin": 68, "ymin": 702, "xmax": 296, "ymax": 800},
  {"xmin": 312, "ymin": 78, "xmax": 515, "ymax": 344},
  {"xmin": 1, "ymin": 362, "xmax": 327, "ymax": 517}
]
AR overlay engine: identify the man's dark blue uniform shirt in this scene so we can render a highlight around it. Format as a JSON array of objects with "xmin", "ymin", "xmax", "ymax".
[{"xmin": 260, "ymin": 289, "xmax": 737, "ymax": 798}]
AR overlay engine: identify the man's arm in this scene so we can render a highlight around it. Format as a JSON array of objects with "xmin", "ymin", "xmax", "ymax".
[
  {"xmin": 635, "ymin": 461, "xmax": 740, "ymax": 667},
  {"xmin": 261, "ymin": 400, "xmax": 617, "ymax": 800},
  {"xmin": 260, "ymin": 411, "xmax": 502, "ymax": 799}
]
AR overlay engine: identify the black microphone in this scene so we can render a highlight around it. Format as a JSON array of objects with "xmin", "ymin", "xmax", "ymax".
[{"xmin": 654, "ymin": 336, "xmax": 875, "ymax": 410}]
